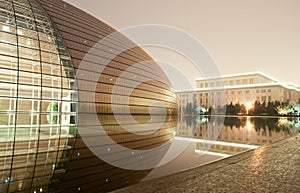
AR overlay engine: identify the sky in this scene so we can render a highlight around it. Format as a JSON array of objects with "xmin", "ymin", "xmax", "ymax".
[{"xmin": 65, "ymin": 0, "xmax": 300, "ymax": 86}]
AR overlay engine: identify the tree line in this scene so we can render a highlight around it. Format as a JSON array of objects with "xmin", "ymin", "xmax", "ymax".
[{"xmin": 181, "ymin": 100, "xmax": 300, "ymax": 116}]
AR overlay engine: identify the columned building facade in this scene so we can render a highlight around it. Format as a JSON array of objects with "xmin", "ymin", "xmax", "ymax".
[{"xmin": 177, "ymin": 72, "xmax": 300, "ymax": 110}]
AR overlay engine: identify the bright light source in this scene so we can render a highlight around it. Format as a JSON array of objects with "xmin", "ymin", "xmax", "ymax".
[
  {"xmin": 246, "ymin": 102, "xmax": 252, "ymax": 110},
  {"xmin": 246, "ymin": 102, "xmax": 253, "ymax": 114}
]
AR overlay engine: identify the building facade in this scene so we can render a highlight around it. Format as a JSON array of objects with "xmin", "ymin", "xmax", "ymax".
[
  {"xmin": 0, "ymin": 0, "xmax": 177, "ymax": 192},
  {"xmin": 177, "ymin": 72, "xmax": 300, "ymax": 111}
]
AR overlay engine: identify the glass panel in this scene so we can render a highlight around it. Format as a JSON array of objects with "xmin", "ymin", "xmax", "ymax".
[
  {"xmin": 18, "ymin": 46, "xmax": 40, "ymax": 60},
  {"xmin": 0, "ymin": 30, "xmax": 16, "ymax": 44},
  {"xmin": 0, "ymin": 82, "xmax": 17, "ymax": 97},
  {"xmin": 42, "ymin": 87, "xmax": 61, "ymax": 100},
  {"xmin": 42, "ymin": 62, "xmax": 61, "ymax": 76},
  {"xmin": 0, "ymin": 68, "xmax": 17, "ymax": 83},
  {"xmin": 41, "ymin": 51, "xmax": 60, "ymax": 64},
  {"xmin": 18, "ymin": 84, "xmax": 41, "ymax": 99},
  {"xmin": 19, "ymin": 58, "xmax": 40, "ymax": 72},
  {"xmin": 0, "ymin": 42, "xmax": 17, "ymax": 57},
  {"xmin": 17, "ymin": 26, "xmax": 38, "ymax": 39},
  {"xmin": 18, "ymin": 36, "xmax": 39, "ymax": 49},
  {"xmin": 19, "ymin": 71, "xmax": 41, "ymax": 85},
  {"xmin": 0, "ymin": 54, "xmax": 18, "ymax": 69},
  {"xmin": 40, "ymin": 41, "xmax": 56, "ymax": 52},
  {"xmin": 38, "ymin": 32, "xmax": 55, "ymax": 43},
  {"xmin": 42, "ymin": 74, "xmax": 61, "ymax": 88}
]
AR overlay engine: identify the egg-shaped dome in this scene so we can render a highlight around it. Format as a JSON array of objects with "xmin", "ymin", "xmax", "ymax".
[{"xmin": 0, "ymin": 0, "xmax": 178, "ymax": 192}]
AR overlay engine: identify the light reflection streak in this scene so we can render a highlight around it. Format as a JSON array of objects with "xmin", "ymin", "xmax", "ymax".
[
  {"xmin": 194, "ymin": 149, "xmax": 231, "ymax": 157},
  {"xmin": 175, "ymin": 136, "xmax": 259, "ymax": 149}
]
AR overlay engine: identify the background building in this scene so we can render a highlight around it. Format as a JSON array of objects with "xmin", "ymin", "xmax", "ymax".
[{"xmin": 177, "ymin": 72, "xmax": 300, "ymax": 111}]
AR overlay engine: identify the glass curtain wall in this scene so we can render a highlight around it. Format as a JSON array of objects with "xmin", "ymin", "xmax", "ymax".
[{"xmin": 0, "ymin": 0, "xmax": 77, "ymax": 192}]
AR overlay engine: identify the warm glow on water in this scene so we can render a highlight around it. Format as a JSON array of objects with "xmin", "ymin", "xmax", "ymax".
[{"xmin": 142, "ymin": 115, "xmax": 299, "ymax": 181}]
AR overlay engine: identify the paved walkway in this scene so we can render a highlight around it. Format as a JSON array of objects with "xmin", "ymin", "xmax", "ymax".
[{"xmin": 112, "ymin": 134, "xmax": 300, "ymax": 193}]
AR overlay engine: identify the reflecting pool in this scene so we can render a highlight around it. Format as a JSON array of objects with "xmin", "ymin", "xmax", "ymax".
[
  {"xmin": 0, "ymin": 115, "xmax": 299, "ymax": 192},
  {"xmin": 144, "ymin": 116, "xmax": 299, "ymax": 180}
]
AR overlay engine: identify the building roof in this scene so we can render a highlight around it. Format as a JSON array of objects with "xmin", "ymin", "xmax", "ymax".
[
  {"xmin": 177, "ymin": 71, "xmax": 300, "ymax": 93},
  {"xmin": 176, "ymin": 82, "xmax": 299, "ymax": 93},
  {"xmin": 195, "ymin": 71, "xmax": 277, "ymax": 82}
]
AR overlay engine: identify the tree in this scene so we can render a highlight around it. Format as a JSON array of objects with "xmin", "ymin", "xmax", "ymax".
[
  {"xmin": 253, "ymin": 101, "xmax": 262, "ymax": 115},
  {"xmin": 267, "ymin": 101, "xmax": 277, "ymax": 115},
  {"xmin": 225, "ymin": 102, "xmax": 234, "ymax": 115}
]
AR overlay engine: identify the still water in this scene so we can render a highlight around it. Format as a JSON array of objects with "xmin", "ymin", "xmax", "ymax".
[
  {"xmin": 1, "ymin": 115, "xmax": 299, "ymax": 192},
  {"xmin": 144, "ymin": 115, "xmax": 300, "ymax": 181}
]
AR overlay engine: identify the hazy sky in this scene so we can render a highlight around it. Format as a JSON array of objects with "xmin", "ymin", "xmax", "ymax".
[{"xmin": 65, "ymin": 0, "xmax": 300, "ymax": 86}]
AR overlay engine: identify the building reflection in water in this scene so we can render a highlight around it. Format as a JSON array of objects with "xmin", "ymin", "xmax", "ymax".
[
  {"xmin": 176, "ymin": 116, "xmax": 299, "ymax": 157},
  {"xmin": 0, "ymin": 115, "xmax": 177, "ymax": 193},
  {"xmin": 140, "ymin": 115, "xmax": 298, "ymax": 181},
  {"xmin": 58, "ymin": 114, "xmax": 177, "ymax": 193},
  {"xmin": 0, "ymin": 127, "xmax": 72, "ymax": 193}
]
